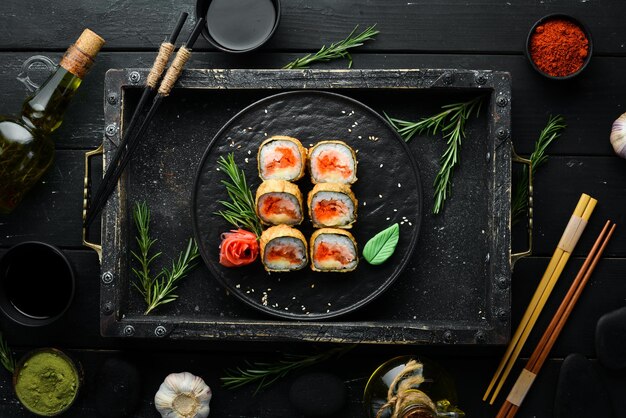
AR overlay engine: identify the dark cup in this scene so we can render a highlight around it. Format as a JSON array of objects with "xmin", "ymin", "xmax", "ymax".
[
  {"xmin": 195, "ymin": 0, "xmax": 281, "ymax": 53},
  {"xmin": 0, "ymin": 242, "xmax": 75, "ymax": 326}
]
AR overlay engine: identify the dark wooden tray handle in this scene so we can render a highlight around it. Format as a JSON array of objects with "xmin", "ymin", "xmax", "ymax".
[
  {"xmin": 82, "ymin": 145, "xmax": 103, "ymax": 263},
  {"xmin": 511, "ymin": 149, "xmax": 533, "ymax": 267}
]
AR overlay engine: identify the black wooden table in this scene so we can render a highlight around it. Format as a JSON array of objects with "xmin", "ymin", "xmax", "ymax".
[{"xmin": 1, "ymin": 1, "xmax": 626, "ymax": 417}]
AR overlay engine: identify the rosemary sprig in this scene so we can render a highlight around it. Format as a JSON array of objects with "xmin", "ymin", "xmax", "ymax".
[
  {"xmin": 385, "ymin": 96, "xmax": 484, "ymax": 214},
  {"xmin": 0, "ymin": 330, "xmax": 15, "ymax": 374},
  {"xmin": 283, "ymin": 25, "xmax": 379, "ymax": 70},
  {"xmin": 221, "ymin": 345, "xmax": 355, "ymax": 394},
  {"xmin": 215, "ymin": 153, "xmax": 263, "ymax": 237},
  {"xmin": 131, "ymin": 202, "xmax": 199, "ymax": 315},
  {"xmin": 511, "ymin": 115, "xmax": 566, "ymax": 224}
]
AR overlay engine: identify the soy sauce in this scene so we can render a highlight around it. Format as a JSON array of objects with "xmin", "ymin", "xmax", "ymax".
[
  {"xmin": 207, "ymin": 0, "xmax": 276, "ymax": 51},
  {"xmin": 2, "ymin": 244, "xmax": 73, "ymax": 319}
]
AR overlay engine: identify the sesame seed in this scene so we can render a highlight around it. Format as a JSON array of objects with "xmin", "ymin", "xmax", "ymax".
[
  {"xmin": 326, "ymin": 309, "xmax": 330, "ymax": 313},
  {"xmin": 393, "ymin": 209, "xmax": 398, "ymax": 212},
  {"xmin": 264, "ymin": 133, "xmax": 267, "ymax": 136},
  {"xmin": 285, "ymin": 307, "xmax": 289, "ymax": 311},
  {"xmin": 386, "ymin": 217, "xmax": 390, "ymax": 220},
  {"xmin": 354, "ymin": 121, "xmax": 358, "ymax": 125},
  {"xmin": 363, "ymin": 201, "xmax": 367, "ymax": 206},
  {"xmin": 379, "ymin": 194, "xmax": 383, "ymax": 198},
  {"xmin": 245, "ymin": 158, "xmax": 249, "ymax": 163},
  {"xmin": 341, "ymin": 110, "xmax": 346, "ymax": 114},
  {"xmin": 380, "ymin": 163, "xmax": 384, "ymax": 168},
  {"xmin": 398, "ymin": 183, "xmax": 402, "ymax": 188},
  {"xmin": 264, "ymin": 109, "xmax": 268, "ymax": 113},
  {"xmin": 292, "ymin": 296, "xmax": 296, "ymax": 300},
  {"xmin": 400, "ymin": 221, "xmax": 405, "ymax": 225},
  {"xmin": 358, "ymin": 135, "xmax": 362, "ymax": 139},
  {"xmin": 247, "ymin": 150, "xmax": 252, "ymax": 155},
  {"xmin": 327, "ymin": 302, "xmax": 332, "ymax": 306},
  {"xmin": 348, "ymin": 129, "xmax": 352, "ymax": 132},
  {"xmin": 216, "ymin": 167, "xmax": 220, "ymax": 171},
  {"xmin": 311, "ymin": 284, "xmax": 315, "ymax": 288},
  {"xmin": 235, "ymin": 284, "xmax": 240, "ymax": 288},
  {"xmin": 409, "ymin": 222, "xmax": 413, "ymax": 226}
]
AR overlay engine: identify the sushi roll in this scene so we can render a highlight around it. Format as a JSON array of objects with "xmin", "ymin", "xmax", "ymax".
[
  {"xmin": 257, "ymin": 136, "xmax": 307, "ymax": 181},
  {"xmin": 255, "ymin": 179, "xmax": 304, "ymax": 226},
  {"xmin": 307, "ymin": 183, "xmax": 357, "ymax": 229},
  {"xmin": 260, "ymin": 225, "xmax": 308, "ymax": 272},
  {"xmin": 309, "ymin": 140, "xmax": 357, "ymax": 184},
  {"xmin": 310, "ymin": 228, "xmax": 358, "ymax": 272}
]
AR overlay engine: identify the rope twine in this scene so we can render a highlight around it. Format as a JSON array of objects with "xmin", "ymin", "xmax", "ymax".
[
  {"xmin": 158, "ymin": 46, "xmax": 191, "ymax": 96},
  {"xmin": 376, "ymin": 360, "xmax": 436, "ymax": 418},
  {"xmin": 146, "ymin": 42, "xmax": 175, "ymax": 88}
]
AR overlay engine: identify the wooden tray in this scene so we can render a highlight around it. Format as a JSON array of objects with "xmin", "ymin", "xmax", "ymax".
[{"xmin": 95, "ymin": 69, "xmax": 514, "ymax": 344}]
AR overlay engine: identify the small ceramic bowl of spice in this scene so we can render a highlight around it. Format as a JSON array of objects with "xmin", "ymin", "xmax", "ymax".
[
  {"xmin": 13, "ymin": 348, "xmax": 81, "ymax": 416},
  {"xmin": 526, "ymin": 14, "xmax": 592, "ymax": 79}
]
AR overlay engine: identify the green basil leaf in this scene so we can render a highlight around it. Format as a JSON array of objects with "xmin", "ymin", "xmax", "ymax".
[{"xmin": 363, "ymin": 223, "xmax": 400, "ymax": 265}]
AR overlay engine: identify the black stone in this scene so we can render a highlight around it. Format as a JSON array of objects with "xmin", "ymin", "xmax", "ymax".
[
  {"xmin": 554, "ymin": 353, "xmax": 614, "ymax": 418},
  {"xmin": 596, "ymin": 306, "xmax": 626, "ymax": 370},
  {"xmin": 289, "ymin": 372, "xmax": 347, "ymax": 417},
  {"xmin": 94, "ymin": 357, "xmax": 142, "ymax": 418}
]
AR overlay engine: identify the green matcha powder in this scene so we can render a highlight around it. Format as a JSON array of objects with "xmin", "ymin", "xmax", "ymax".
[{"xmin": 14, "ymin": 351, "xmax": 79, "ymax": 416}]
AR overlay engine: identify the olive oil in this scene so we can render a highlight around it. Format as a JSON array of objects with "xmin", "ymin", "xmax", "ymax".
[{"xmin": 0, "ymin": 29, "xmax": 104, "ymax": 213}]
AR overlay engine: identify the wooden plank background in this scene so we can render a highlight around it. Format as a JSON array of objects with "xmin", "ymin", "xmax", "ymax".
[{"xmin": 1, "ymin": 0, "xmax": 625, "ymax": 417}]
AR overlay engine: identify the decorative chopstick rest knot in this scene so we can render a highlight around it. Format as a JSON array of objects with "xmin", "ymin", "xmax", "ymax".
[
  {"xmin": 158, "ymin": 46, "xmax": 191, "ymax": 96},
  {"xmin": 147, "ymin": 42, "xmax": 175, "ymax": 88}
]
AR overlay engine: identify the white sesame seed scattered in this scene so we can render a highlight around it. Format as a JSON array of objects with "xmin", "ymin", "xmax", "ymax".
[
  {"xmin": 413, "ymin": 315, "xmax": 417, "ymax": 320},
  {"xmin": 408, "ymin": 222, "xmax": 413, "ymax": 226},
  {"xmin": 285, "ymin": 307, "xmax": 289, "ymax": 311},
  {"xmin": 358, "ymin": 135, "xmax": 362, "ymax": 139},
  {"xmin": 393, "ymin": 209, "xmax": 398, "ymax": 212},
  {"xmin": 236, "ymin": 284, "xmax": 240, "ymax": 288},
  {"xmin": 386, "ymin": 217, "xmax": 390, "ymax": 221},
  {"xmin": 216, "ymin": 167, "xmax": 220, "ymax": 171},
  {"xmin": 292, "ymin": 296, "xmax": 296, "ymax": 300},
  {"xmin": 246, "ymin": 290, "xmax": 250, "ymax": 294},
  {"xmin": 380, "ymin": 163, "xmax": 383, "ymax": 168},
  {"xmin": 400, "ymin": 221, "xmax": 405, "ymax": 225},
  {"xmin": 247, "ymin": 150, "xmax": 252, "ymax": 155},
  {"xmin": 348, "ymin": 129, "xmax": 352, "ymax": 132},
  {"xmin": 379, "ymin": 194, "xmax": 383, "ymax": 198},
  {"xmin": 341, "ymin": 110, "xmax": 346, "ymax": 114},
  {"xmin": 363, "ymin": 202, "xmax": 366, "ymax": 206},
  {"xmin": 354, "ymin": 121, "xmax": 358, "ymax": 125},
  {"xmin": 264, "ymin": 133, "xmax": 267, "ymax": 136},
  {"xmin": 355, "ymin": 149, "xmax": 359, "ymax": 153},
  {"xmin": 264, "ymin": 109, "xmax": 268, "ymax": 113},
  {"xmin": 237, "ymin": 145, "xmax": 241, "ymax": 149},
  {"xmin": 245, "ymin": 158, "xmax": 249, "ymax": 163},
  {"xmin": 327, "ymin": 302, "xmax": 332, "ymax": 306},
  {"xmin": 311, "ymin": 284, "xmax": 315, "ymax": 288},
  {"xmin": 398, "ymin": 183, "xmax": 402, "ymax": 188},
  {"xmin": 326, "ymin": 309, "xmax": 330, "ymax": 313}
]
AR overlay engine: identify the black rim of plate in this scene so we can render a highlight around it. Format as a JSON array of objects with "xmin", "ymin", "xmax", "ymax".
[{"xmin": 191, "ymin": 90, "xmax": 422, "ymax": 320}]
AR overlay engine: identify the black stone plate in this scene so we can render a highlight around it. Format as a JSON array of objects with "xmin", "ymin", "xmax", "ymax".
[{"xmin": 192, "ymin": 90, "xmax": 422, "ymax": 320}]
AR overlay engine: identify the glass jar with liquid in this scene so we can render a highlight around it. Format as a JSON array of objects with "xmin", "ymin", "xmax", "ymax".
[{"xmin": 363, "ymin": 356, "xmax": 465, "ymax": 418}]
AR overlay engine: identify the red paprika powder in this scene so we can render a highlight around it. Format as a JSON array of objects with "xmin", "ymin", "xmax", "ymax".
[{"xmin": 529, "ymin": 18, "xmax": 589, "ymax": 77}]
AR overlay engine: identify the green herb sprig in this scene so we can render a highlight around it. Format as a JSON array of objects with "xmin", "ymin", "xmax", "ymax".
[
  {"xmin": 221, "ymin": 345, "xmax": 355, "ymax": 394},
  {"xmin": 385, "ymin": 96, "xmax": 484, "ymax": 214},
  {"xmin": 511, "ymin": 115, "xmax": 566, "ymax": 224},
  {"xmin": 0, "ymin": 331, "xmax": 15, "ymax": 374},
  {"xmin": 215, "ymin": 153, "xmax": 263, "ymax": 237},
  {"xmin": 132, "ymin": 202, "xmax": 199, "ymax": 315},
  {"xmin": 283, "ymin": 25, "xmax": 379, "ymax": 70}
]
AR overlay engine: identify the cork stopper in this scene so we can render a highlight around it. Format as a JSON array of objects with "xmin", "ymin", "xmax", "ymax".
[
  {"xmin": 74, "ymin": 29, "xmax": 105, "ymax": 58},
  {"xmin": 60, "ymin": 29, "xmax": 105, "ymax": 79}
]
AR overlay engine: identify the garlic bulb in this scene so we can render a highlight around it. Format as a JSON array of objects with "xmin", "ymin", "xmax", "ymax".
[
  {"xmin": 610, "ymin": 112, "xmax": 626, "ymax": 159},
  {"xmin": 155, "ymin": 372, "xmax": 212, "ymax": 418}
]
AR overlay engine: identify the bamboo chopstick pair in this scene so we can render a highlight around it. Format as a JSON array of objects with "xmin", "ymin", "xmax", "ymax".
[
  {"xmin": 84, "ymin": 13, "xmax": 205, "ymax": 228},
  {"xmin": 496, "ymin": 219, "xmax": 616, "ymax": 417},
  {"xmin": 483, "ymin": 193, "xmax": 597, "ymax": 405}
]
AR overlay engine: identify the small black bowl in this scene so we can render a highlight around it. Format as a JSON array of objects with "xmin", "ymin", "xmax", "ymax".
[
  {"xmin": 525, "ymin": 14, "xmax": 593, "ymax": 80},
  {"xmin": 195, "ymin": 0, "xmax": 281, "ymax": 53}
]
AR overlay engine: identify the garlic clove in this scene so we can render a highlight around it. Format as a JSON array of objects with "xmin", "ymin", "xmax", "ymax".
[
  {"xmin": 155, "ymin": 372, "xmax": 212, "ymax": 418},
  {"xmin": 610, "ymin": 112, "xmax": 626, "ymax": 159}
]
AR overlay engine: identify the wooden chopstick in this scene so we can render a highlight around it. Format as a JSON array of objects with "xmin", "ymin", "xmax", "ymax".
[
  {"xmin": 496, "ymin": 220, "xmax": 616, "ymax": 418},
  {"xmin": 484, "ymin": 193, "xmax": 596, "ymax": 404},
  {"xmin": 84, "ymin": 13, "xmax": 194, "ymax": 228}
]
